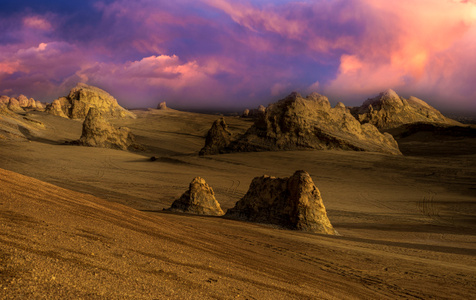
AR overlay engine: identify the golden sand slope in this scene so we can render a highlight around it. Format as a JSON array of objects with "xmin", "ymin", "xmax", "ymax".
[{"xmin": 1, "ymin": 167, "xmax": 476, "ymax": 299}]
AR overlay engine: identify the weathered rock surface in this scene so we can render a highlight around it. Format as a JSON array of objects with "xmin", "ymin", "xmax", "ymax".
[
  {"xmin": 46, "ymin": 83, "xmax": 135, "ymax": 119},
  {"xmin": 8, "ymin": 98, "xmax": 24, "ymax": 113},
  {"xmin": 167, "ymin": 177, "xmax": 224, "ymax": 216},
  {"xmin": 199, "ymin": 117, "xmax": 233, "ymax": 155},
  {"xmin": 157, "ymin": 101, "xmax": 167, "ymax": 110},
  {"xmin": 219, "ymin": 92, "xmax": 401, "ymax": 155},
  {"xmin": 351, "ymin": 89, "xmax": 460, "ymax": 130},
  {"xmin": 225, "ymin": 170, "xmax": 336, "ymax": 234},
  {"xmin": 17, "ymin": 95, "xmax": 29, "ymax": 107},
  {"xmin": 77, "ymin": 108, "xmax": 136, "ymax": 150},
  {"xmin": 47, "ymin": 99, "xmax": 69, "ymax": 118},
  {"xmin": 0, "ymin": 96, "xmax": 10, "ymax": 104}
]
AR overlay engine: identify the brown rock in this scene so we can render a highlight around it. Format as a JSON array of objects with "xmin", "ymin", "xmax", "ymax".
[
  {"xmin": 17, "ymin": 94, "xmax": 29, "ymax": 107},
  {"xmin": 351, "ymin": 89, "xmax": 460, "ymax": 130},
  {"xmin": 46, "ymin": 83, "xmax": 135, "ymax": 119},
  {"xmin": 27, "ymin": 98, "xmax": 37, "ymax": 109},
  {"xmin": 242, "ymin": 105, "xmax": 266, "ymax": 119},
  {"xmin": 0, "ymin": 96, "xmax": 10, "ymax": 104},
  {"xmin": 77, "ymin": 107, "xmax": 136, "ymax": 151},
  {"xmin": 47, "ymin": 99, "xmax": 69, "ymax": 118},
  {"xmin": 167, "ymin": 177, "xmax": 224, "ymax": 216},
  {"xmin": 35, "ymin": 100, "xmax": 45, "ymax": 111},
  {"xmin": 8, "ymin": 98, "xmax": 24, "ymax": 113},
  {"xmin": 226, "ymin": 92, "xmax": 401, "ymax": 155},
  {"xmin": 199, "ymin": 117, "xmax": 233, "ymax": 155},
  {"xmin": 157, "ymin": 101, "xmax": 167, "ymax": 110},
  {"xmin": 225, "ymin": 170, "xmax": 336, "ymax": 234}
]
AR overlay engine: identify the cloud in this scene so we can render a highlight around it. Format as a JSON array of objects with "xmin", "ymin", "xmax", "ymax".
[{"xmin": 0, "ymin": 0, "xmax": 475, "ymax": 112}]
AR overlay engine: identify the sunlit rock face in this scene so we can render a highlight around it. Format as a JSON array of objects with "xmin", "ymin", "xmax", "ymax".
[
  {"xmin": 219, "ymin": 92, "xmax": 401, "ymax": 155},
  {"xmin": 167, "ymin": 177, "xmax": 225, "ymax": 216},
  {"xmin": 225, "ymin": 170, "xmax": 337, "ymax": 235},
  {"xmin": 46, "ymin": 83, "xmax": 136, "ymax": 119},
  {"xmin": 77, "ymin": 108, "xmax": 136, "ymax": 151},
  {"xmin": 351, "ymin": 89, "xmax": 461, "ymax": 130},
  {"xmin": 7, "ymin": 98, "xmax": 24, "ymax": 113}
]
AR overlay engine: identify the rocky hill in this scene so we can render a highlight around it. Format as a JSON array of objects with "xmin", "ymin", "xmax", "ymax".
[
  {"xmin": 225, "ymin": 170, "xmax": 337, "ymax": 234},
  {"xmin": 351, "ymin": 89, "xmax": 460, "ymax": 130},
  {"xmin": 46, "ymin": 83, "xmax": 136, "ymax": 119},
  {"xmin": 202, "ymin": 92, "xmax": 401, "ymax": 155}
]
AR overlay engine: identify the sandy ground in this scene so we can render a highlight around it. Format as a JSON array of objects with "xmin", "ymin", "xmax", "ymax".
[{"xmin": 1, "ymin": 109, "xmax": 475, "ymax": 299}]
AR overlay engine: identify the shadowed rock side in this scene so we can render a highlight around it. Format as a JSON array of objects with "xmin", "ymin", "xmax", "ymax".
[
  {"xmin": 209, "ymin": 92, "xmax": 401, "ymax": 155},
  {"xmin": 167, "ymin": 177, "xmax": 225, "ymax": 216},
  {"xmin": 46, "ymin": 83, "xmax": 136, "ymax": 119},
  {"xmin": 199, "ymin": 117, "xmax": 233, "ymax": 155},
  {"xmin": 77, "ymin": 108, "xmax": 136, "ymax": 150},
  {"xmin": 226, "ymin": 170, "xmax": 336, "ymax": 234},
  {"xmin": 351, "ymin": 89, "xmax": 461, "ymax": 130}
]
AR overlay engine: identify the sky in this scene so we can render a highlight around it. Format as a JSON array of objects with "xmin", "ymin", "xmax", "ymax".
[{"xmin": 0, "ymin": 0, "xmax": 475, "ymax": 113}]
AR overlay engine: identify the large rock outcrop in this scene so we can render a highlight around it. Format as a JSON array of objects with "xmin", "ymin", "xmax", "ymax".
[
  {"xmin": 77, "ymin": 108, "xmax": 136, "ymax": 150},
  {"xmin": 209, "ymin": 92, "xmax": 401, "ymax": 155},
  {"xmin": 225, "ymin": 170, "xmax": 336, "ymax": 234},
  {"xmin": 46, "ymin": 83, "xmax": 135, "ymax": 119},
  {"xmin": 351, "ymin": 89, "xmax": 460, "ymax": 130},
  {"xmin": 7, "ymin": 98, "xmax": 24, "ymax": 113},
  {"xmin": 167, "ymin": 177, "xmax": 224, "ymax": 216},
  {"xmin": 199, "ymin": 117, "xmax": 233, "ymax": 155}
]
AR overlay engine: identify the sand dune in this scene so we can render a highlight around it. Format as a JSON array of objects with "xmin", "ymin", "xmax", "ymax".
[{"xmin": 1, "ymin": 108, "xmax": 475, "ymax": 298}]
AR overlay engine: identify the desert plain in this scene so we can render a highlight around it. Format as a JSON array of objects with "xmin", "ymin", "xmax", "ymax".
[{"xmin": 1, "ymin": 105, "xmax": 476, "ymax": 299}]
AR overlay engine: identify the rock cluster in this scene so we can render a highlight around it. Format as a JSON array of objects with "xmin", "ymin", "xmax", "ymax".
[
  {"xmin": 167, "ymin": 177, "xmax": 224, "ymax": 216},
  {"xmin": 225, "ymin": 170, "xmax": 337, "ymax": 234},
  {"xmin": 0, "ymin": 95, "xmax": 44, "ymax": 112},
  {"xmin": 199, "ymin": 117, "xmax": 233, "ymax": 156},
  {"xmin": 203, "ymin": 92, "xmax": 401, "ymax": 155},
  {"xmin": 46, "ymin": 83, "xmax": 135, "ymax": 119},
  {"xmin": 242, "ymin": 105, "xmax": 266, "ymax": 118},
  {"xmin": 351, "ymin": 89, "xmax": 460, "ymax": 130},
  {"xmin": 77, "ymin": 108, "xmax": 136, "ymax": 150}
]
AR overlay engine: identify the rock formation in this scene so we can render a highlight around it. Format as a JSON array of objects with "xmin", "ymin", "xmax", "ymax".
[
  {"xmin": 157, "ymin": 101, "xmax": 167, "ymax": 110},
  {"xmin": 225, "ymin": 170, "xmax": 336, "ymax": 234},
  {"xmin": 199, "ymin": 117, "xmax": 233, "ymax": 155},
  {"xmin": 7, "ymin": 98, "xmax": 24, "ymax": 113},
  {"xmin": 35, "ymin": 100, "xmax": 45, "ymax": 111},
  {"xmin": 351, "ymin": 89, "xmax": 460, "ymax": 130},
  {"xmin": 47, "ymin": 99, "xmax": 69, "ymax": 118},
  {"xmin": 213, "ymin": 92, "xmax": 401, "ymax": 155},
  {"xmin": 167, "ymin": 177, "xmax": 224, "ymax": 216},
  {"xmin": 0, "ymin": 96, "xmax": 9, "ymax": 104},
  {"xmin": 77, "ymin": 107, "xmax": 136, "ymax": 150},
  {"xmin": 46, "ymin": 83, "xmax": 135, "ymax": 119},
  {"xmin": 242, "ymin": 105, "xmax": 266, "ymax": 119},
  {"xmin": 17, "ymin": 94, "xmax": 29, "ymax": 107}
]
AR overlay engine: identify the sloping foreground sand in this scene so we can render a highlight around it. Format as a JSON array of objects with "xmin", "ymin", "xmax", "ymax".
[{"xmin": 1, "ymin": 167, "xmax": 476, "ymax": 299}]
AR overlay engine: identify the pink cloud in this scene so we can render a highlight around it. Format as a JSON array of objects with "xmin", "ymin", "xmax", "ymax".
[
  {"xmin": 22, "ymin": 16, "xmax": 52, "ymax": 31},
  {"xmin": 322, "ymin": 0, "xmax": 476, "ymax": 109}
]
